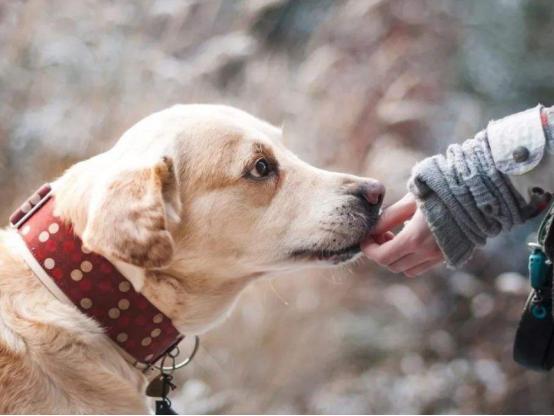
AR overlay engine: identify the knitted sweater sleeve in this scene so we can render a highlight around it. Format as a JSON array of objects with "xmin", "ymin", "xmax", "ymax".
[{"xmin": 408, "ymin": 105, "xmax": 554, "ymax": 268}]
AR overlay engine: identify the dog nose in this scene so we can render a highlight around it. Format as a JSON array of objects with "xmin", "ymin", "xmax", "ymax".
[{"xmin": 357, "ymin": 180, "xmax": 385, "ymax": 206}]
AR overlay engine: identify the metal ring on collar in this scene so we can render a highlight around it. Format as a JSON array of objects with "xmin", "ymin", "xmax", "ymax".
[{"xmin": 156, "ymin": 335, "xmax": 200, "ymax": 372}]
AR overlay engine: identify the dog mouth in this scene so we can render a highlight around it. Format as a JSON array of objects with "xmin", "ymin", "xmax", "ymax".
[
  {"xmin": 290, "ymin": 198, "xmax": 382, "ymax": 265},
  {"xmin": 290, "ymin": 243, "xmax": 362, "ymax": 265},
  {"xmin": 290, "ymin": 206, "xmax": 380, "ymax": 265}
]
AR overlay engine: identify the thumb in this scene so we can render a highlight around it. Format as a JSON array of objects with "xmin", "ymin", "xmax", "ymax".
[{"xmin": 371, "ymin": 193, "xmax": 417, "ymax": 235}]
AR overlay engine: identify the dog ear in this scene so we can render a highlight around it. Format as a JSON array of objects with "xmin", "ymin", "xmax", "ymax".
[{"xmin": 82, "ymin": 156, "xmax": 181, "ymax": 269}]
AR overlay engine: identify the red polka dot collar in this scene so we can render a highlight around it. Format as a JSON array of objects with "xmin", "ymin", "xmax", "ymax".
[{"xmin": 9, "ymin": 184, "xmax": 184, "ymax": 367}]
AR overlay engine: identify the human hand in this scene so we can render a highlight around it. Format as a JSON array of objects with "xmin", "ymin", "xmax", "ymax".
[{"xmin": 362, "ymin": 193, "xmax": 444, "ymax": 277}]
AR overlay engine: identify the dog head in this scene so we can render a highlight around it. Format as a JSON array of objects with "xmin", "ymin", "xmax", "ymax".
[{"xmin": 55, "ymin": 105, "xmax": 384, "ymax": 331}]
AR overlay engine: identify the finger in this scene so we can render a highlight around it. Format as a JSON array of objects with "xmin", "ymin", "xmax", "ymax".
[
  {"xmin": 372, "ymin": 193, "xmax": 417, "ymax": 235},
  {"xmin": 362, "ymin": 231, "xmax": 413, "ymax": 266},
  {"xmin": 373, "ymin": 231, "xmax": 395, "ymax": 245},
  {"xmin": 403, "ymin": 259, "xmax": 442, "ymax": 277},
  {"xmin": 388, "ymin": 253, "xmax": 425, "ymax": 273}
]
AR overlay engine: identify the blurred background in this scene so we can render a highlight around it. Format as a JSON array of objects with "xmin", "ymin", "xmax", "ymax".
[{"xmin": 2, "ymin": 0, "xmax": 554, "ymax": 413}]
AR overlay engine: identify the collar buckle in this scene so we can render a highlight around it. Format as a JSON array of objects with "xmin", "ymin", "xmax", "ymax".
[{"xmin": 9, "ymin": 184, "xmax": 53, "ymax": 229}]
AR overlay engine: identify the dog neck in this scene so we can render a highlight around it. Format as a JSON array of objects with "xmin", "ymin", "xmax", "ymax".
[{"xmin": 9, "ymin": 184, "xmax": 185, "ymax": 366}]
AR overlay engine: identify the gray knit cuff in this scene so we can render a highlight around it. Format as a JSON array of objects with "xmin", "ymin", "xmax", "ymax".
[
  {"xmin": 409, "ymin": 158, "xmax": 478, "ymax": 268},
  {"xmin": 409, "ymin": 131, "xmax": 528, "ymax": 268},
  {"xmin": 416, "ymin": 194, "xmax": 475, "ymax": 268}
]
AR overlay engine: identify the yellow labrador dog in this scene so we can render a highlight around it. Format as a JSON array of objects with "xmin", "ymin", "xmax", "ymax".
[{"xmin": 0, "ymin": 105, "xmax": 384, "ymax": 413}]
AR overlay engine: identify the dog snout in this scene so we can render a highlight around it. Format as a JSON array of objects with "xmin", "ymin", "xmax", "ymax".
[{"xmin": 354, "ymin": 180, "xmax": 385, "ymax": 207}]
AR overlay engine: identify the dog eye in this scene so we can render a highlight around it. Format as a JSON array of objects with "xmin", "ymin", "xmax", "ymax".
[{"xmin": 250, "ymin": 158, "xmax": 271, "ymax": 178}]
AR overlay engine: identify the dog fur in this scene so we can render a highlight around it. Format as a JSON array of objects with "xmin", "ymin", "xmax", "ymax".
[{"xmin": 0, "ymin": 105, "xmax": 383, "ymax": 413}]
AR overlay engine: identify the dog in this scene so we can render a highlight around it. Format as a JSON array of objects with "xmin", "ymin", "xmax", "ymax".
[{"xmin": 0, "ymin": 104, "xmax": 384, "ymax": 413}]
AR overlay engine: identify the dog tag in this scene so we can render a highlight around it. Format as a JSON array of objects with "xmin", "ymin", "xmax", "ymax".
[{"xmin": 146, "ymin": 375, "xmax": 170, "ymax": 398}]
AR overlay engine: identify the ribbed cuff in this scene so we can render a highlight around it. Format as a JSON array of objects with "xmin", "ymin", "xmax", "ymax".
[
  {"xmin": 416, "ymin": 191, "xmax": 476, "ymax": 268},
  {"xmin": 409, "ymin": 158, "xmax": 477, "ymax": 268}
]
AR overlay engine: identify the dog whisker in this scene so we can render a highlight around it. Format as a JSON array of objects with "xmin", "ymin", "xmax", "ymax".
[{"xmin": 269, "ymin": 279, "xmax": 289, "ymax": 306}]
